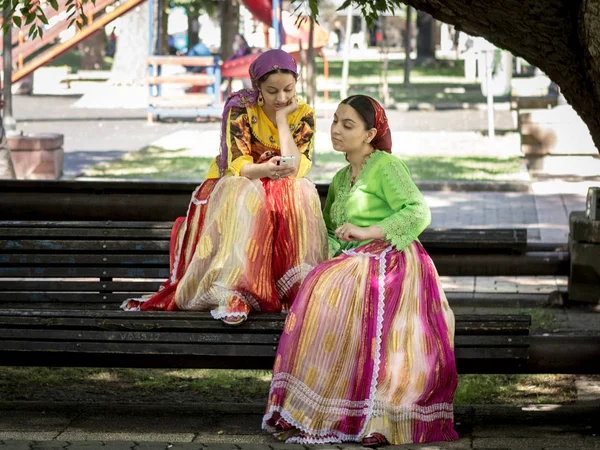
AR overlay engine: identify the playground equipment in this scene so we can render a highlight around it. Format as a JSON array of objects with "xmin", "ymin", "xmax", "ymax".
[
  {"xmin": 147, "ymin": 0, "xmax": 330, "ymax": 121},
  {"xmin": 4, "ymin": 0, "xmax": 145, "ymax": 84}
]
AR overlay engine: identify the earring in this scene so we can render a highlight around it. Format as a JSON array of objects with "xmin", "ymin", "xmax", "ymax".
[{"xmin": 257, "ymin": 92, "xmax": 264, "ymax": 106}]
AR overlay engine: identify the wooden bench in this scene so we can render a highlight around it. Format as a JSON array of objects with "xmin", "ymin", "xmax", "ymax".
[{"xmin": 0, "ymin": 220, "xmax": 532, "ymax": 373}]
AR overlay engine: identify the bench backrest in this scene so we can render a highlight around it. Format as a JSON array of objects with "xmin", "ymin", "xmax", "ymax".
[
  {"xmin": 0, "ymin": 219, "xmax": 534, "ymax": 312},
  {"xmin": 0, "ymin": 221, "xmax": 171, "ymax": 310}
]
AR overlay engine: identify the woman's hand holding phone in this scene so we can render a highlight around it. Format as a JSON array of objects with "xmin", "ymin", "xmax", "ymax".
[{"xmin": 266, "ymin": 156, "xmax": 295, "ymax": 180}]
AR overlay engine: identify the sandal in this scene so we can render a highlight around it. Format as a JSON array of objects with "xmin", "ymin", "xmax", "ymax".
[
  {"xmin": 221, "ymin": 315, "xmax": 247, "ymax": 326},
  {"xmin": 274, "ymin": 418, "xmax": 299, "ymax": 441},
  {"xmin": 361, "ymin": 433, "xmax": 388, "ymax": 448},
  {"xmin": 275, "ymin": 418, "xmax": 294, "ymax": 432}
]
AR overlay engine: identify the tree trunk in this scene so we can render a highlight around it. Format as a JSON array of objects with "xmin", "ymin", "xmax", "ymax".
[
  {"xmin": 394, "ymin": 0, "xmax": 600, "ymax": 153},
  {"xmin": 108, "ymin": 2, "xmax": 149, "ymax": 85},
  {"xmin": 306, "ymin": 18, "xmax": 316, "ymax": 106},
  {"xmin": 416, "ymin": 10, "xmax": 435, "ymax": 63},
  {"xmin": 380, "ymin": 16, "xmax": 390, "ymax": 105},
  {"xmin": 160, "ymin": 5, "xmax": 169, "ymax": 55},
  {"xmin": 187, "ymin": 8, "xmax": 200, "ymax": 50},
  {"xmin": 78, "ymin": 29, "xmax": 106, "ymax": 70},
  {"xmin": 404, "ymin": 6, "xmax": 413, "ymax": 86},
  {"xmin": 220, "ymin": 0, "xmax": 239, "ymax": 61}
]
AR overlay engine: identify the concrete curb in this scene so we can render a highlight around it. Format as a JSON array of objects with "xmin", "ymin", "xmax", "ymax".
[
  {"xmin": 394, "ymin": 101, "xmax": 513, "ymax": 112},
  {"xmin": 2, "ymin": 400, "xmax": 599, "ymax": 423},
  {"xmin": 416, "ymin": 180, "xmax": 531, "ymax": 192}
]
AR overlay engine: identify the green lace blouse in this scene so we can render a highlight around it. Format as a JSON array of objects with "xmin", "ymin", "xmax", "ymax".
[{"xmin": 323, "ymin": 150, "xmax": 431, "ymax": 257}]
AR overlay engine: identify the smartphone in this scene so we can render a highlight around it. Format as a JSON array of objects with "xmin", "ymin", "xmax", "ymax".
[{"xmin": 278, "ymin": 156, "xmax": 296, "ymax": 167}]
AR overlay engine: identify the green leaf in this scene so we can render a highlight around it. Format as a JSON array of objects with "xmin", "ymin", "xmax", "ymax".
[
  {"xmin": 13, "ymin": 16, "xmax": 22, "ymax": 27},
  {"xmin": 24, "ymin": 12, "xmax": 36, "ymax": 25},
  {"xmin": 37, "ymin": 13, "xmax": 48, "ymax": 25},
  {"xmin": 49, "ymin": 0, "xmax": 59, "ymax": 9}
]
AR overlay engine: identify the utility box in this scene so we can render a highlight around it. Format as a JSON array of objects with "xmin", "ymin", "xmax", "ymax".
[{"xmin": 568, "ymin": 209, "xmax": 600, "ymax": 303}]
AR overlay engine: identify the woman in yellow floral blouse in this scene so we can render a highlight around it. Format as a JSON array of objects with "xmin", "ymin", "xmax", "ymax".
[{"xmin": 123, "ymin": 49, "xmax": 328, "ymax": 325}]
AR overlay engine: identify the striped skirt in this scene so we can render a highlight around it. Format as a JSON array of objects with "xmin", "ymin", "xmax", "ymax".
[
  {"xmin": 263, "ymin": 240, "xmax": 458, "ymax": 445},
  {"xmin": 122, "ymin": 176, "xmax": 328, "ymax": 320}
]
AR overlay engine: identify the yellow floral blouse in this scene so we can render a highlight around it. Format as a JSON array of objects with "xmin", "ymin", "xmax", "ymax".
[{"xmin": 206, "ymin": 100, "xmax": 315, "ymax": 179}]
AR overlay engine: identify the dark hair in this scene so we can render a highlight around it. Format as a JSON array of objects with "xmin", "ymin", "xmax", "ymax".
[
  {"xmin": 256, "ymin": 69, "xmax": 298, "ymax": 88},
  {"xmin": 340, "ymin": 95, "xmax": 375, "ymax": 129}
]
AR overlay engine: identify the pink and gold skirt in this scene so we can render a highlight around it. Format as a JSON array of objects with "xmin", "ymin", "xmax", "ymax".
[{"xmin": 263, "ymin": 240, "xmax": 458, "ymax": 445}]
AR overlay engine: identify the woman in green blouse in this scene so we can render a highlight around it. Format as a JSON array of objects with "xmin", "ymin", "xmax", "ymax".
[{"xmin": 262, "ymin": 95, "xmax": 459, "ymax": 446}]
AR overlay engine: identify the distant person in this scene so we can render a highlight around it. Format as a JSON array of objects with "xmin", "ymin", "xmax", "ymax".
[
  {"xmin": 106, "ymin": 27, "xmax": 117, "ymax": 57},
  {"xmin": 185, "ymin": 39, "xmax": 212, "ymax": 73},
  {"xmin": 226, "ymin": 33, "xmax": 252, "ymax": 62},
  {"xmin": 225, "ymin": 34, "xmax": 253, "ymax": 91},
  {"xmin": 333, "ymin": 20, "xmax": 344, "ymax": 53},
  {"xmin": 168, "ymin": 35, "xmax": 177, "ymax": 55}
]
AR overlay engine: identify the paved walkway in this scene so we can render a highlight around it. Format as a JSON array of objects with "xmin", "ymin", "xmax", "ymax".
[{"xmin": 2, "ymin": 401, "xmax": 600, "ymax": 449}]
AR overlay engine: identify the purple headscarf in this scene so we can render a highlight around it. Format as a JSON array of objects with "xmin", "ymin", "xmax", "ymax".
[{"xmin": 217, "ymin": 49, "xmax": 298, "ymax": 176}]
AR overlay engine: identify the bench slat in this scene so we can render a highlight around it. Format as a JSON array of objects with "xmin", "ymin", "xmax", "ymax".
[
  {"xmin": 0, "ymin": 302, "xmax": 127, "ymax": 310},
  {"xmin": 0, "ymin": 310, "xmax": 530, "ymax": 323},
  {"xmin": 0, "ymin": 221, "xmax": 175, "ymax": 229},
  {"xmin": 455, "ymin": 347, "xmax": 529, "ymax": 359},
  {"xmin": 0, "ymin": 228, "xmax": 172, "ymax": 239},
  {"xmin": 147, "ymin": 56, "xmax": 216, "ymax": 66},
  {"xmin": 0, "ymin": 341, "xmax": 279, "ymax": 357},
  {"xmin": 0, "ymin": 328, "xmax": 281, "ymax": 344},
  {"xmin": 419, "ymin": 228, "xmax": 527, "ymax": 252},
  {"xmin": 147, "ymin": 75, "xmax": 214, "ymax": 85},
  {"xmin": 0, "ymin": 293, "xmax": 152, "ymax": 304},
  {"xmin": 0, "ymin": 240, "xmax": 169, "ymax": 252},
  {"xmin": 0, "ymin": 254, "xmax": 169, "ymax": 265},
  {"xmin": 0, "ymin": 281, "xmax": 163, "ymax": 292},
  {"xmin": 0, "ymin": 312, "xmax": 529, "ymax": 334},
  {"xmin": 0, "ymin": 341, "xmax": 527, "ymax": 361},
  {"xmin": 0, "ymin": 328, "xmax": 527, "ymax": 347},
  {"xmin": 0, "ymin": 267, "xmax": 168, "ymax": 278}
]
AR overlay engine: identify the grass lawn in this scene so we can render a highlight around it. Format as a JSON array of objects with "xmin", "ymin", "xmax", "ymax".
[
  {"xmin": 315, "ymin": 58, "xmax": 466, "ymax": 79},
  {"xmin": 316, "ymin": 83, "xmax": 496, "ymax": 105},
  {"xmin": 0, "ymin": 366, "xmax": 580, "ymax": 406},
  {"xmin": 82, "ymin": 145, "xmax": 522, "ymax": 183}
]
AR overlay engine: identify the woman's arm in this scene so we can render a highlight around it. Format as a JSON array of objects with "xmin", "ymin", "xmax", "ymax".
[
  {"xmin": 275, "ymin": 98, "xmax": 303, "ymax": 175},
  {"xmin": 373, "ymin": 159, "xmax": 431, "ymax": 252},
  {"xmin": 335, "ymin": 159, "xmax": 430, "ymax": 251}
]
